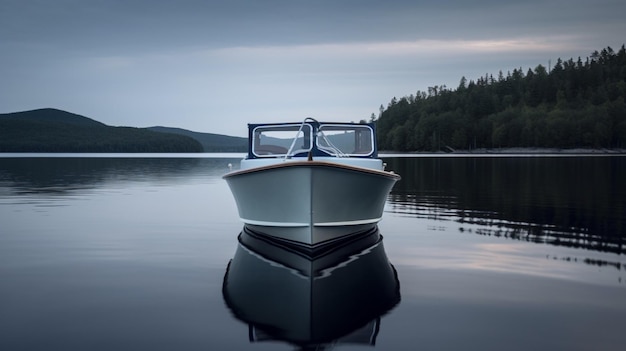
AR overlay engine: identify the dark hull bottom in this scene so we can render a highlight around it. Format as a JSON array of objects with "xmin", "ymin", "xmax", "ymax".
[
  {"xmin": 241, "ymin": 224, "xmax": 380, "ymax": 257},
  {"xmin": 244, "ymin": 222, "xmax": 379, "ymax": 251}
]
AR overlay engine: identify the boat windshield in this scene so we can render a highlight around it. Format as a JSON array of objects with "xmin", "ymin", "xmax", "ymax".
[
  {"xmin": 317, "ymin": 124, "xmax": 374, "ymax": 156},
  {"xmin": 252, "ymin": 124, "xmax": 313, "ymax": 157}
]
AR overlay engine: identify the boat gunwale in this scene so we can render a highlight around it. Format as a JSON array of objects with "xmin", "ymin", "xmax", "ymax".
[{"xmin": 222, "ymin": 160, "xmax": 401, "ymax": 180}]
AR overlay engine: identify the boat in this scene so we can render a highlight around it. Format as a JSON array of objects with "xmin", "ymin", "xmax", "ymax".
[
  {"xmin": 223, "ymin": 118, "xmax": 401, "ymax": 247},
  {"xmin": 222, "ymin": 226, "xmax": 401, "ymax": 348}
]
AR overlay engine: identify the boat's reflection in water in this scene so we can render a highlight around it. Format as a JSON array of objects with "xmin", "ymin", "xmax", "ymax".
[{"xmin": 222, "ymin": 226, "xmax": 401, "ymax": 349}]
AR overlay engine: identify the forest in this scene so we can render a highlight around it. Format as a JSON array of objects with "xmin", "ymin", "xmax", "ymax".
[{"xmin": 374, "ymin": 45, "xmax": 626, "ymax": 151}]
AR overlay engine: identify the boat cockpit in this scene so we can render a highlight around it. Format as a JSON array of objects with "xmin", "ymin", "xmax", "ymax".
[{"xmin": 248, "ymin": 119, "xmax": 377, "ymax": 160}]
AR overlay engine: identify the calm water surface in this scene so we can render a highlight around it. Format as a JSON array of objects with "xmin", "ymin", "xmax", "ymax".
[{"xmin": 1, "ymin": 154, "xmax": 625, "ymax": 350}]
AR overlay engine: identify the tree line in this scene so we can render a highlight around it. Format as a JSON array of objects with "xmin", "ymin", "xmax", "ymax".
[{"xmin": 374, "ymin": 45, "xmax": 626, "ymax": 151}]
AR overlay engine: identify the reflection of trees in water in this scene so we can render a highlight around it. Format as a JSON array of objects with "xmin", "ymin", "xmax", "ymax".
[
  {"xmin": 463, "ymin": 216, "xmax": 624, "ymax": 255},
  {"xmin": 385, "ymin": 156, "xmax": 626, "ymax": 255},
  {"xmin": 549, "ymin": 255, "xmax": 625, "ymax": 284},
  {"xmin": 0, "ymin": 157, "xmax": 238, "ymax": 196},
  {"xmin": 460, "ymin": 226, "xmax": 626, "ymax": 276}
]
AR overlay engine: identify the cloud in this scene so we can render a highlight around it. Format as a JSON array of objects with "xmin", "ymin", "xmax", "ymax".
[{"xmin": 212, "ymin": 36, "xmax": 583, "ymax": 61}]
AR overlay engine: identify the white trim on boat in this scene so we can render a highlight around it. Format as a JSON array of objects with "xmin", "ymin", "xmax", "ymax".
[
  {"xmin": 242, "ymin": 219, "xmax": 309, "ymax": 227},
  {"xmin": 314, "ymin": 218, "xmax": 382, "ymax": 226},
  {"xmin": 241, "ymin": 217, "xmax": 381, "ymax": 227}
]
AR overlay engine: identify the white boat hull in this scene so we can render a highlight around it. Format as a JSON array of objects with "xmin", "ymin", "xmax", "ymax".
[{"xmin": 223, "ymin": 160, "xmax": 400, "ymax": 246}]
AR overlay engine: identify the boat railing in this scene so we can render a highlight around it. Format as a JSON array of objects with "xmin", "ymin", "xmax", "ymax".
[
  {"xmin": 317, "ymin": 131, "xmax": 348, "ymax": 157},
  {"xmin": 284, "ymin": 117, "xmax": 318, "ymax": 160},
  {"xmin": 284, "ymin": 117, "xmax": 350, "ymax": 159}
]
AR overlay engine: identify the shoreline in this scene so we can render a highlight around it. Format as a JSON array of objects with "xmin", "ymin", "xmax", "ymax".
[
  {"xmin": 1, "ymin": 148, "xmax": 625, "ymax": 157},
  {"xmin": 380, "ymin": 147, "xmax": 626, "ymax": 155}
]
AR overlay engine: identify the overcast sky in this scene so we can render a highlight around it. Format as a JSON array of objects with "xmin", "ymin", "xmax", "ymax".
[{"xmin": 1, "ymin": 0, "xmax": 624, "ymax": 137}]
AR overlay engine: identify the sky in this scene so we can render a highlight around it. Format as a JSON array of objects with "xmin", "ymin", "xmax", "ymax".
[{"xmin": 1, "ymin": 0, "xmax": 625, "ymax": 137}]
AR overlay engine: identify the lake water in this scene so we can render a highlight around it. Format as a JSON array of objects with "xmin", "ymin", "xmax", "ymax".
[{"xmin": 1, "ymin": 154, "xmax": 625, "ymax": 350}]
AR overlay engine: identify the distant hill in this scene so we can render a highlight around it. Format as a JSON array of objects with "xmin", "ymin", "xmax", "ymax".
[
  {"xmin": 1, "ymin": 108, "xmax": 107, "ymax": 128},
  {"xmin": 0, "ymin": 108, "xmax": 204, "ymax": 153},
  {"xmin": 148, "ymin": 126, "xmax": 247, "ymax": 152}
]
